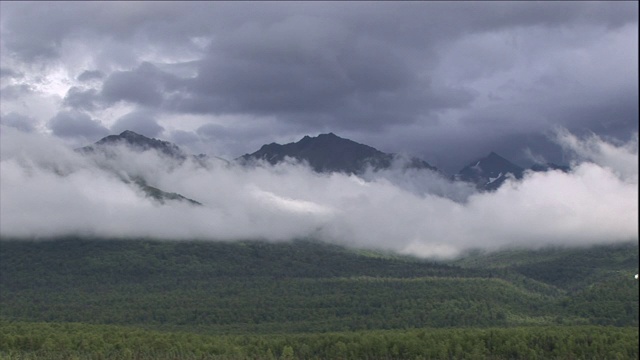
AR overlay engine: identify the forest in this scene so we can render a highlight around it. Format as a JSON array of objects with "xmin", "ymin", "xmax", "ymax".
[{"xmin": 0, "ymin": 238, "xmax": 638, "ymax": 359}]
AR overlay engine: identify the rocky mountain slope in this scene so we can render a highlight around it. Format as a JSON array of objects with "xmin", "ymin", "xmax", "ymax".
[{"xmin": 239, "ymin": 132, "xmax": 438, "ymax": 174}]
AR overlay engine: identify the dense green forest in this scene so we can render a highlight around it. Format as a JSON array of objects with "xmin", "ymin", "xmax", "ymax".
[
  {"xmin": 0, "ymin": 238, "xmax": 638, "ymax": 358},
  {"xmin": 1, "ymin": 321, "xmax": 638, "ymax": 359}
]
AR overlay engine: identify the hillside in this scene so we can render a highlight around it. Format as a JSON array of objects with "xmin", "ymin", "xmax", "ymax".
[{"xmin": 1, "ymin": 239, "xmax": 637, "ymax": 335}]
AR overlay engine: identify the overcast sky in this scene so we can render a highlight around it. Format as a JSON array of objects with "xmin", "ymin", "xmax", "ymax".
[
  {"xmin": 1, "ymin": 1, "xmax": 637, "ymax": 172},
  {"xmin": 1, "ymin": 2, "xmax": 638, "ymax": 257}
]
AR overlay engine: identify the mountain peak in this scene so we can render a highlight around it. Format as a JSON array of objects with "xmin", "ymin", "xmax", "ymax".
[
  {"xmin": 240, "ymin": 133, "xmax": 437, "ymax": 174},
  {"xmin": 482, "ymin": 152, "xmax": 520, "ymax": 167},
  {"xmin": 320, "ymin": 132, "xmax": 338, "ymax": 138},
  {"xmin": 456, "ymin": 152, "xmax": 524, "ymax": 191},
  {"xmin": 82, "ymin": 130, "xmax": 186, "ymax": 159},
  {"xmin": 115, "ymin": 130, "xmax": 160, "ymax": 144},
  {"xmin": 302, "ymin": 132, "xmax": 343, "ymax": 143},
  {"xmin": 118, "ymin": 130, "xmax": 143, "ymax": 138}
]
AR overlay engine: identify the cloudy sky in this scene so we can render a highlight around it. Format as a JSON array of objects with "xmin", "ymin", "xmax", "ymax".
[
  {"xmin": 1, "ymin": 1, "xmax": 637, "ymax": 172},
  {"xmin": 0, "ymin": 2, "xmax": 638, "ymax": 257}
]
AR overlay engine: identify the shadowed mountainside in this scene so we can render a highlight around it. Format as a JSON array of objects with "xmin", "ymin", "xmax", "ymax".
[{"xmin": 240, "ymin": 132, "xmax": 439, "ymax": 175}]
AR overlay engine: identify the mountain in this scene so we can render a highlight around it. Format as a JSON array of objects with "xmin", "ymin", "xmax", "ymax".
[
  {"xmin": 239, "ymin": 132, "xmax": 438, "ymax": 174},
  {"xmin": 77, "ymin": 131, "xmax": 202, "ymax": 206},
  {"xmin": 79, "ymin": 130, "xmax": 187, "ymax": 160},
  {"xmin": 77, "ymin": 131, "xmax": 568, "ymax": 199},
  {"xmin": 80, "ymin": 130, "xmax": 229, "ymax": 168},
  {"xmin": 130, "ymin": 177, "xmax": 202, "ymax": 206},
  {"xmin": 455, "ymin": 152, "xmax": 525, "ymax": 191}
]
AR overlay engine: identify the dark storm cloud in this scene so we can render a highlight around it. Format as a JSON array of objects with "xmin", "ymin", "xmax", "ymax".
[
  {"xmin": 48, "ymin": 110, "xmax": 109, "ymax": 139},
  {"xmin": 0, "ymin": 112, "xmax": 36, "ymax": 133},
  {"xmin": 110, "ymin": 110, "xmax": 164, "ymax": 138},
  {"xmin": 169, "ymin": 129, "xmax": 199, "ymax": 147},
  {"xmin": 0, "ymin": 1, "xmax": 637, "ymax": 171},
  {"xmin": 70, "ymin": 63, "xmax": 182, "ymax": 112},
  {"xmin": 0, "ymin": 84, "xmax": 33, "ymax": 100},
  {"xmin": 0, "ymin": 2, "xmax": 212, "ymax": 63},
  {"xmin": 63, "ymin": 87, "xmax": 101, "ymax": 111},
  {"xmin": 2, "ymin": 1, "xmax": 634, "ymax": 69},
  {"xmin": 196, "ymin": 123, "xmax": 230, "ymax": 139},
  {"xmin": 101, "ymin": 63, "xmax": 170, "ymax": 107},
  {"xmin": 77, "ymin": 70, "xmax": 104, "ymax": 82},
  {"xmin": 189, "ymin": 120, "xmax": 312, "ymax": 160},
  {"xmin": 424, "ymin": 1, "xmax": 635, "ymax": 32},
  {"xmin": 0, "ymin": 67, "xmax": 22, "ymax": 79},
  {"xmin": 186, "ymin": 22, "xmax": 475, "ymax": 130},
  {"xmin": 544, "ymin": 89, "xmax": 639, "ymax": 141}
]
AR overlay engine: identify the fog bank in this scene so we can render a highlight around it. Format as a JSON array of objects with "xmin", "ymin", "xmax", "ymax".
[{"xmin": 1, "ymin": 126, "xmax": 637, "ymax": 258}]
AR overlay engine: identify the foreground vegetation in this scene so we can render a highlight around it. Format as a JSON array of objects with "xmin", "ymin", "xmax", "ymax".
[
  {"xmin": 1, "ymin": 320, "xmax": 637, "ymax": 359},
  {"xmin": 0, "ymin": 238, "xmax": 637, "ymax": 358}
]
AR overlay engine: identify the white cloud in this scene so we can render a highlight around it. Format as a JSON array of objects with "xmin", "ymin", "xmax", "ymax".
[
  {"xmin": 554, "ymin": 128, "xmax": 638, "ymax": 182},
  {"xmin": 0, "ymin": 126, "xmax": 637, "ymax": 258}
]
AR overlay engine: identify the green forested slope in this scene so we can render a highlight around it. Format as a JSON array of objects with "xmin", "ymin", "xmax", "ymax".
[
  {"xmin": 1, "ymin": 239, "xmax": 637, "ymax": 334},
  {"xmin": 452, "ymin": 243, "xmax": 639, "ymax": 327}
]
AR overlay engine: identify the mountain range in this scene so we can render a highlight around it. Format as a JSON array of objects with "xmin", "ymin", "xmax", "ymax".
[{"xmin": 76, "ymin": 130, "xmax": 570, "ymax": 203}]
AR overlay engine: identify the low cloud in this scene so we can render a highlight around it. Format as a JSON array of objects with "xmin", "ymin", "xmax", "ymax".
[
  {"xmin": 554, "ymin": 128, "xmax": 638, "ymax": 182},
  {"xmin": 0, "ymin": 126, "xmax": 637, "ymax": 258}
]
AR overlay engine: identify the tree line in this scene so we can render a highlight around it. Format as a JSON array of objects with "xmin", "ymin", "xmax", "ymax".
[{"xmin": 1, "ymin": 320, "xmax": 638, "ymax": 359}]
